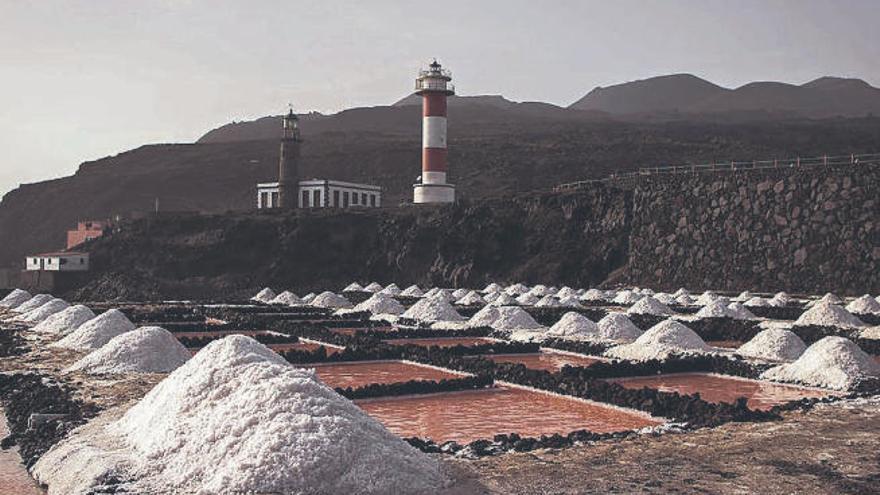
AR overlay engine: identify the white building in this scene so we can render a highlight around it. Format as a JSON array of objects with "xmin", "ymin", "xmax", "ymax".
[
  {"xmin": 26, "ymin": 252, "xmax": 90, "ymax": 272},
  {"xmin": 257, "ymin": 180, "xmax": 382, "ymax": 209}
]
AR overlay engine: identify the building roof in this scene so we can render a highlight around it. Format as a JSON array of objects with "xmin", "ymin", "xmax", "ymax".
[{"xmin": 31, "ymin": 251, "xmax": 89, "ymax": 257}]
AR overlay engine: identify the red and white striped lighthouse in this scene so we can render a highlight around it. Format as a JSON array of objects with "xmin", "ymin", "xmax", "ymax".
[{"xmin": 413, "ymin": 60, "xmax": 456, "ymax": 204}]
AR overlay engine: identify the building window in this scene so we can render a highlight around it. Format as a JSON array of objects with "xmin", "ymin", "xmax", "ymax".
[
  {"xmin": 48, "ymin": 259, "xmax": 52, "ymax": 264},
  {"xmin": 302, "ymin": 190, "xmax": 309, "ymax": 208},
  {"xmin": 361, "ymin": 193, "xmax": 367, "ymax": 205},
  {"xmin": 313, "ymin": 190, "xmax": 321, "ymax": 207},
  {"xmin": 370, "ymin": 194, "xmax": 377, "ymax": 207},
  {"xmin": 352, "ymin": 192, "xmax": 358, "ymax": 205},
  {"xmin": 343, "ymin": 191, "xmax": 349, "ymax": 208},
  {"xmin": 80, "ymin": 258, "xmax": 85, "ymax": 264},
  {"xmin": 270, "ymin": 192, "xmax": 279, "ymax": 207},
  {"xmin": 333, "ymin": 190, "xmax": 340, "ymax": 207},
  {"xmin": 60, "ymin": 258, "xmax": 68, "ymax": 265}
]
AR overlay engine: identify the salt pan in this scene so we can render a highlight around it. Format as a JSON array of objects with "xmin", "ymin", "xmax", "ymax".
[
  {"xmin": 761, "ymin": 336, "xmax": 880, "ymax": 390},
  {"xmin": 66, "ymin": 326, "xmax": 191, "ymax": 374}
]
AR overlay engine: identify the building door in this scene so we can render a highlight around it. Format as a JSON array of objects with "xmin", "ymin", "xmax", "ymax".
[{"xmin": 333, "ymin": 190, "xmax": 340, "ymax": 207}]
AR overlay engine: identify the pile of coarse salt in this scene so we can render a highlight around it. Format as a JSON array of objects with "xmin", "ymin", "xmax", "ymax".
[
  {"xmin": 596, "ymin": 313, "xmax": 643, "ymax": 343},
  {"xmin": 363, "ymin": 282, "xmax": 384, "ymax": 293},
  {"xmin": 251, "ymin": 288, "xmax": 276, "ymax": 303},
  {"xmin": 34, "ymin": 336, "xmax": 448, "ymax": 495},
  {"xmin": 378, "ymin": 284, "xmax": 402, "ymax": 296},
  {"xmin": 726, "ymin": 302, "xmax": 757, "ymax": 320},
  {"xmin": 653, "ymin": 293, "xmax": 677, "ymax": 305},
  {"xmin": 606, "ymin": 319, "xmax": 711, "ymax": 361},
  {"xmin": 9, "ymin": 293, "xmax": 54, "ymax": 315},
  {"xmin": 794, "ymin": 301, "xmax": 865, "ymax": 329},
  {"xmin": 626, "ymin": 297, "xmax": 674, "ymax": 316},
  {"xmin": 761, "ymin": 336, "xmax": 880, "ymax": 390},
  {"xmin": 343, "ymin": 282, "xmax": 364, "ymax": 292},
  {"xmin": 693, "ymin": 300, "xmax": 736, "ymax": 319},
  {"xmin": 482, "ymin": 282, "xmax": 502, "ymax": 293},
  {"xmin": 301, "ymin": 292, "xmax": 316, "ymax": 304},
  {"xmin": 15, "ymin": 298, "xmax": 70, "ymax": 323},
  {"xmin": 846, "ymin": 295, "xmax": 880, "ymax": 315},
  {"xmin": 612, "ymin": 290, "xmax": 643, "ymax": 305},
  {"xmin": 545, "ymin": 312, "xmax": 600, "ymax": 341},
  {"xmin": 672, "ymin": 288, "xmax": 691, "ymax": 297},
  {"xmin": 51, "ymin": 309, "xmax": 137, "ymax": 351},
  {"xmin": 695, "ymin": 292, "xmax": 730, "ymax": 306},
  {"xmin": 33, "ymin": 305, "xmax": 96, "ymax": 336},
  {"xmin": 555, "ymin": 287, "xmax": 577, "ymax": 299},
  {"xmin": 736, "ymin": 328, "xmax": 806, "ymax": 362},
  {"xmin": 483, "ymin": 292, "xmax": 500, "ymax": 303},
  {"xmin": 401, "ymin": 296, "xmax": 464, "ymax": 322},
  {"xmin": 557, "ymin": 295, "xmax": 583, "ymax": 308},
  {"xmin": 349, "ymin": 293, "xmax": 405, "ymax": 316},
  {"xmin": 66, "ymin": 326, "xmax": 191, "ymax": 374},
  {"xmin": 488, "ymin": 306, "xmax": 543, "ymax": 332},
  {"xmin": 529, "ymin": 285, "xmax": 553, "ymax": 296},
  {"xmin": 515, "ymin": 293, "xmax": 539, "ymax": 306},
  {"xmin": 489, "ymin": 293, "xmax": 518, "ymax": 306},
  {"xmin": 534, "ymin": 295, "xmax": 561, "ymax": 308},
  {"xmin": 451, "ymin": 288, "xmax": 469, "ymax": 300},
  {"xmin": 0, "ymin": 288, "xmax": 31, "ymax": 309},
  {"xmin": 468, "ymin": 305, "xmax": 500, "ymax": 327},
  {"xmin": 400, "ymin": 285, "xmax": 424, "ymax": 297},
  {"xmin": 674, "ymin": 294, "xmax": 696, "ymax": 306},
  {"xmin": 309, "ymin": 291, "xmax": 352, "ymax": 309},
  {"xmin": 733, "ymin": 291, "xmax": 753, "ymax": 302},
  {"xmin": 580, "ymin": 288, "xmax": 607, "ymax": 302},
  {"xmin": 769, "ymin": 292, "xmax": 793, "ymax": 307},
  {"xmin": 455, "ymin": 291, "xmax": 486, "ymax": 306},
  {"xmin": 744, "ymin": 296, "xmax": 771, "ymax": 308},
  {"xmin": 505, "ymin": 283, "xmax": 529, "ymax": 295},
  {"xmin": 270, "ymin": 291, "xmax": 304, "ymax": 306},
  {"xmin": 808, "ymin": 292, "xmax": 843, "ymax": 307}
]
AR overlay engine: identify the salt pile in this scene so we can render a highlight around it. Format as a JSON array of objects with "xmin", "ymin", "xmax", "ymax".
[
  {"xmin": 505, "ymin": 283, "xmax": 529, "ymax": 295},
  {"xmin": 490, "ymin": 293, "xmax": 518, "ymax": 306},
  {"xmin": 606, "ymin": 319, "xmax": 711, "ymax": 361},
  {"xmin": 378, "ymin": 284, "xmax": 401, "ymax": 296},
  {"xmin": 301, "ymin": 292, "xmax": 316, "ymax": 304},
  {"xmin": 0, "ymin": 288, "xmax": 31, "ymax": 308},
  {"xmin": 514, "ymin": 293, "xmax": 538, "ymax": 306},
  {"xmin": 529, "ymin": 285, "xmax": 552, "ymax": 296},
  {"xmin": 794, "ymin": 301, "xmax": 865, "ymax": 328},
  {"xmin": 557, "ymin": 295, "xmax": 584, "ymax": 308},
  {"xmin": 727, "ymin": 302, "xmax": 758, "ymax": 320},
  {"xmin": 33, "ymin": 305, "xmax": 96, "ymax": 336},
  {"xmin": 10, "ymin": 293, "xmax": 54, "ymax": 314},
  {"xmin": 694, "ymin": 300, "xmax": 735, "ymax": 319},
  {"xmin": 761, "ymin": 336, "xmax": 880, "ymax": 390},
  {"xmin": 545, "ymin": 312, "xmax": 600, "ymax": 341},
  {"xmin": 736, "ymin": 329, "xmax": 806, "ymax": 362},
  {"xmin": 455, "ymin": 291, "xmax": 486, "ymax": 306},
  {"xmin": 363, "ymin": 282, "xmax": 383, "ymax": 293},
  {"xmin": 482, "ymin": 282, "xmax": 502, "ymax": 293},
  {"xmin": 534, "ymin": 295, "xmax": 560, "ymax": 307},
  {"xmin": 483, "ymin": 292, "xmax": 500, "ymax": 303},
  {"xmin": 35, "ymin": 336, "xmax": 448, "ymax": 494},
  {"xmin": 400, "ymin": 285, "xmax": 424, "ymax": 297},
  {"xmin": 674, "ymin": 294, "xmax": 696, "ymax": 305},
  {"xmin": 653, "ymin": 293, "xmax": 677, "ymax": 305},
  {"xmin": 627, "ymin": 297, "xmax": 674, "ymax": 316},
  {"xmin": 343, "ymin": 282, "xmax": 364, "ymax": 292},
  {"xmin": 596, "ymin": 313, "xmax": 643, "ymax": 343},
  {"xmin": 401, "ymin": 296, "xmax": 465, "ymax": 322},
  {"xmin": 580, "ymin": 288, "xmax": 607, "ymax": 302},
  {"xmin": 744, "ymin": 296, "xmax": 771, "ymax": 307},
  {"xmin": 309, "ymin": 291, "xmax": 353, "ymax": 309},
  {"xmin": 270, "ymin": 291, "xmax": 304, "ymax": 306},
  {"xmin": 556, "ymin": 287, "xmax": 577, "ymax": 299},
  {"xmin": 695, "ymin": 291, "xmax": 718, "ymax": 306},
  {"xmin": 451, "ymin": 288, "xmax": 469, "ymax": 299},
  {"xmin": 809, "ymin": 292, "xmax": 843, "ymax": 307},
  {"xmin": 468, "ymin": 305, "xmax": 500, "ymax": 327},
  {"xmin": 734, "ymin": 291, "xmax": 753, "ymax": 302},
  {"xmin": 251, "ymin": 288, "xmax": 276, "ymax": 303},
  {"xmin": 612, "ymin": 290, "xmax": 643, "ymax": 305},
  {"xmin": 66, "ymin": 326, "xmax": 191, "ymax": 375},
  {"xmin": 15, "ymin": 298, "xmax": 70, "ymax": 323},
  {"xmin": 426, "ymin": 289, "xmax": 453, "ymax": 302},
  {"xmin": 488, "ymin": 306, "xmax": 543, "ymax": 332},
  {"xmin": 846, "ymin": 295, "xmax": 880, "ymax": 315},
  {"xmin": 351, "ymin": 293, "xmax": 405, "ymax": 316},
  {"xmin": 672, "ymin": 288, "xmax": 691, "ymax": 297},
  {"xmin": 52, "ymin": 309, "xmax": 137, "ymax": 351},
  {"xmin": 769, "ymin": 292, "xmax": 793, "ymax": 307}
]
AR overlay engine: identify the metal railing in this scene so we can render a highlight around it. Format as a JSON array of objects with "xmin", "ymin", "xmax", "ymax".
[{"xmin": 553, "ymin": 152, "xmax": 880, "ymax": 192}]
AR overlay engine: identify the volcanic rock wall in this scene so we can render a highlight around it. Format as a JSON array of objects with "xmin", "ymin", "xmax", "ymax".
[{"xmin": 623, "ymin": 162, "xmax": 880, "ymax": 294}]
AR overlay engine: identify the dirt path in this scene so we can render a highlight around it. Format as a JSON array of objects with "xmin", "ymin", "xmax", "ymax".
[{"xmin": 448, "ymin": 399, "xmax": 880, "ymax": 494}]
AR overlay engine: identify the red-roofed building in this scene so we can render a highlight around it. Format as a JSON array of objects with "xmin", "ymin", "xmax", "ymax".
[{"xmin": 66, "ymin": 220, "xmax": 109, "ymax": 249}]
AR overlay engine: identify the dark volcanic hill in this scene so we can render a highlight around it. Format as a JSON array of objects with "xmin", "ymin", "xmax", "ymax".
[{"xmin": 570, "ymin": 75, "xmax": 880, "ymax": 119}]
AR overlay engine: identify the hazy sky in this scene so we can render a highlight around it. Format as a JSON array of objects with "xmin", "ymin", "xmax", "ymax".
[{"xmin": 1, "ymin": 0, "xmax": 879, "ymax": 198}]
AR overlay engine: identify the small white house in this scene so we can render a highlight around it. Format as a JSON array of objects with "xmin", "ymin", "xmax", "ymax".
[
  {"xmin": 26, "ymin": 252, "xmax": 90, "ymax": 272},
  {"xmin": 257, "ymin": 179, "xmax": 382, "ymax": 209}
]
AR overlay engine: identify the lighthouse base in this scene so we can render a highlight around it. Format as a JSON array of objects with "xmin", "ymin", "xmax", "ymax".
[{"xmin": 413, "ymin": 183, "xmax": 455, "ymax": 204}]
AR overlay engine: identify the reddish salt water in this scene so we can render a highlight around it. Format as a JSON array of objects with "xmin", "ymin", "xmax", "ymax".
[
  {"xmin": 174, "ymin": 330, "xmax": 270, "ymax": 338},
  {"xmin": 357, "ymin": 387, "xmax": 660, "ymax": 444},
  {"xmin": 611, "ymin": 373, "xmax": 833, "ymax": 410},
  {"xmin": 707, "ymin": 340, "xmax": 744, "ymax": 349},
  {"xmin": 330, "ymin": 326, "xmax": 393, "ymax": 336},
  {"xmin": 0, "ymin": 411, "xmax": 45, "ymax": 495},
  {"xmin": 308, "ymin": 360, "xmax": 463, "ymax": 389},
  {"xmin": 486, "ymin": 352, "xmax": 600, "ymax": 372},
  {"xmin": 382, "ymin": 337, "xmax": 495, "ymax": 348},
  {"xmin": 268, "ymin": 342, "xmax": 343, "ymax": 355}
]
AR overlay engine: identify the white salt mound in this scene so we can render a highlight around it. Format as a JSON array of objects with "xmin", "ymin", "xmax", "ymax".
[
  {"xmin": 11, "ymin": 293, "xmax": 54, "ymax": 314},
  {"xmin": 343, "ymin": 282, "xmax": 364, "ymax": 292},
  {"xmin": 846, "ymin": 295, "xmax": 880, "ymax": 315},
  {"xmin": 378, "ymin": 284, "xmax": 401, "ymax": 296},
  {"xmin": 811, "ymin": 292, "xmax": 843, "ymax": 306},
  {"xmin": 744, "ymin": 296, "xmax": 771, "ymax": 308},
  {"xmin": 596, "ymin": 313, "xmax": 644, "ymax": 343},
  {"xmin": 736, "ymin": 329, "xmax": 806, "ymax": 362},
  {"xmin": 66, "ymin": 326, "xmax": 191, "ymax": 375},
  {"xmin": 16, "ymin": 299, "xmax": 70, "ymax": 323},
  {"xmin": 488, "ymin": 306, "xmax": 543, "ymax": 332},
  {"xmin": 0, "ymin": 289, "xmax": 31, "ymax": 309},
  {"xmin": 455, "ymin": 291, "xmax": 486, "ymax": 306},
  {"xmin": 301, "ymin": 292, "xmax": 316, "ymax": 303},
  {"xmin": 310, "ymin": 291, "xmax": 353, "ymax": 309},
  {"xmin": 580, "ymin": 288, "xmax": 607, "ymax": 302},
  {"xmin": 612, "ymin": 290, "xmax": 643, "ymax": 305},
  {"xmin": 734, "ymin": 291, "xmax": 753, "ymax": 302},
  {"xmin": 401, "ymin": 297, "xmax": 464, "ymax": 322},
  {"xmin": 727, "ymin": 302, "xmax": 758, "ymax": 320},
  {"xmin": 606, "ymin": 319, "xmax": 711, "ymax": 361},
  {"xmin": 545, "ymin": 312, "xmax": 600, "ymax": 341},
  {"xmin": 251, "ymin": 288, "xmax": 276, "ymax": 303},
  {"xmin": 37, "ymin": 336, "xmax": 449, "ymax": 494},
  {"xmin": 482, "ymin": 282, "xmax": 502, "ymax": 293},
  {"xmin": 695, "ymin": 291, "xmax": 719, "ymax": 306},
  {"xmin": 33, "ymin": 305, "xmax": 96, "ymax": 336},
  {"xmin": 694, "ymin": 300, "xmax": 735, "ymax": 319},
  {"xmin": 451, "ymin": 288, "xmax": 469, "ymax": 299},
  {"xmin": 794, "ymin": 301, "xmax": 865, "ymax": 328},
  {"xmin": 653, "ymin": 293, "xmax": 676, "ymax": 305},
  {"xmin": 761, "ymin": 336, "xmax": 880, "ymax": 390},
  {"xmin": 490, "ymin": 293, "xmax": 518, "ymax": 306},
  {"xmin": 557, "ymin": 295, "xmax": 584, "ymax": 308},
  {"xmin": 52, "ymin": 309, "xmax": 136, "ymax": 351},
  {"xmin": 363, "ymin": 282, "xmax": 383, "ymax": 293},
  {"xmin": 400, "ymin": 285, "xmax": 424, "ymax": 297},
  {"xmin": 534, "ymin": 295, "xmax": 560, "ymax": 307},
  {"xmin": 529, "ymin": 285, "xmax": 552, "ymax": 296},
  {"xmin": 270, "ymin": 291, "xmax": 304, "ymax": 306},
  {"xmin": 555, "ymin": 287, "xmax": 577, "ymax": 299},
  {"xmin": 483, "ymin": 292, "xmax": 500, "ymax": 303},
  {"xmin": 672, "ymin": 288, "xmax": 691, "ymax": 297},
  {"xmin": 627, "ymin": 297, "xmax": 674, "ymax": 316},
  {"xmin": 505, "ymin": 283, "xmax": 529, "ymax": 295},
  {"xmin": 468, "ymin": 305, "xmax": 500, "ymax": 327},
  {"xmin": 352, "ymin": 293, "xmax": 405, "ymax": 316},
  {"xmin": 675, "ymin": 294, "xmax": 696, "ymax": 306}
]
